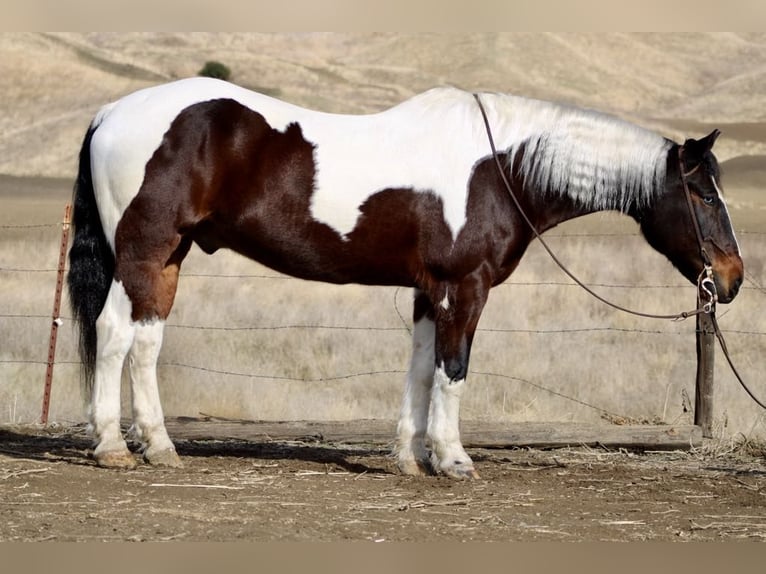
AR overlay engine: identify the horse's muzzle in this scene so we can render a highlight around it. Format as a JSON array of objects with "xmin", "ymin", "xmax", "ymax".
[
  {"xmin": 716, "ymin": 275, "xmax": 742, "ymax": 304},
  {"xmin": 713, "ymin": 254, "xmax": 744, "ymax": 304}
]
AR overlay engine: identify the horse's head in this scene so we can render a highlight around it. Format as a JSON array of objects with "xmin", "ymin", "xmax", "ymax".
[{"xmin": 638, "ymin": 130, "xmax": 743, "ymax": 304}]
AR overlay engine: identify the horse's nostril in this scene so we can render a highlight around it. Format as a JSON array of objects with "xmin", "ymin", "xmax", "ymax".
[
  {"xmin": 720, "ymin": 276, "xmax": 743, "ymax": 303},
  {"xmin": 732, "ymin": 276, "xmax": 743, "ymax": 296}
]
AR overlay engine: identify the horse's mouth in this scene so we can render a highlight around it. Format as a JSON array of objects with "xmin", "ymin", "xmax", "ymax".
[{"xmin": 716, "ymin": 275, "xmax": 742, "ymax": 304}]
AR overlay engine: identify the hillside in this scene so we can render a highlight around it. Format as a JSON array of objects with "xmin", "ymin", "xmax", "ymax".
[{"xmin": 2, "ymin": 32, "xmax": 766, "ymax": 180}]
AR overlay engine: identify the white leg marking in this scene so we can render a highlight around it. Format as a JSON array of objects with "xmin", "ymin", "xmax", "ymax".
[
  {"xmin": 427, "ymin": 365, "xmax": 477, "ymax": 479},
  {"xmin": 129, "ymin": 320, "xmax": 181, "ymax": 467},
  {"xmin": 396, "ymin": 313, "xmax": 435, "ymax": 475},
  {"xmin": 90, "ymin": 280, "xmax": 136, "ymax": 467}
]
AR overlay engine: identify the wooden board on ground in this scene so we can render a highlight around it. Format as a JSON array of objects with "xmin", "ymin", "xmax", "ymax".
[{"xmin": 165, "ymin": 417, "xmax": 702, "ymax": 451}]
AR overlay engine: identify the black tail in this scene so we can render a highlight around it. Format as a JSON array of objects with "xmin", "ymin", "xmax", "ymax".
[{"xmin": 67, "ymin": 124, "xmax": 115, "ymax": 394}]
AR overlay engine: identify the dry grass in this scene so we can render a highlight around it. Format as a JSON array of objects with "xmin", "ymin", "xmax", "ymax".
[{"xmin": 1, "ymin": 192, "xmax": 764, "ymax": 441}]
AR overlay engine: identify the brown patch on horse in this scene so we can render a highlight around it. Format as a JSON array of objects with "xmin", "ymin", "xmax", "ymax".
[{"xmin": 707, "ymin": 250, "xmax": 744, "ymax": 303}]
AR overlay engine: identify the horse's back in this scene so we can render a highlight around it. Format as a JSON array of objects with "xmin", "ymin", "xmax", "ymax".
[{"xmin": 88, "ymin": 80, "xmax": 484, "ymax": 248}]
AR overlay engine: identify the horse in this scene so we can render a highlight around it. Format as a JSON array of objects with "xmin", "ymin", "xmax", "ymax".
[{"xmin": 67, "ymin": 77, "xmax": 744, "ymax": 479}]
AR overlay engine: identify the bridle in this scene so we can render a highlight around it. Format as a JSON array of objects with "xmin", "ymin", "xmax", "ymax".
[
  {"xmin": 678, "ymin": 147, "xmax": 717, "ymax": 313},
  {"xmin": 473, "ymin": 92, "xmax": 766, "ymax": 410}
]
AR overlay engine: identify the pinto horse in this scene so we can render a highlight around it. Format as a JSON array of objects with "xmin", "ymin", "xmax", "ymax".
[{"xmin": 68, "ymin": 78, "xmax": 743, "ymax": 478}]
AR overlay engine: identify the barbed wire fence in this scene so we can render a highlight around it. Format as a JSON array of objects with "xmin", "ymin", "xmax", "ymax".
[{"xmin": 1, "ymin": 214, "xmax": 765, "ymax": 426}]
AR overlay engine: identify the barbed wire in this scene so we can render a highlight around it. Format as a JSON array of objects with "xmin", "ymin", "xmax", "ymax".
[
  {"xmin": 0, "ymin": 357, "xmax": 620, "ymax": 418},
  {"xmin": 2, "ymin": 216, "xmax": 764, "ymax": 421},
  {"xmin": 3, "ymin": 265, "xmax": 765, "ymax": 296},
  {"xmin": 0, "ymin": 223, "xmax": 60, "ymax": 229},
  {"xmin": 1, "ymin": 312, "xmax": 765, "ymax": 336},
  {"xmin": 0, "ymin": 267, "xmax": 60, "ymax": 273},
  {"xmin": 472, "ymin": 370, "xmax": 624, "ymax": 419},
  {"xmin": 3, "ymin": 222, "xmax": 766, "ymax": 236}
]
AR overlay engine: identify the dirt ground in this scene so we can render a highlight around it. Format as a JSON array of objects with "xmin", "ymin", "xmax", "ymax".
[{"xmin": 1, "ymin": 423, "xmax": 765, "ymax": 542}]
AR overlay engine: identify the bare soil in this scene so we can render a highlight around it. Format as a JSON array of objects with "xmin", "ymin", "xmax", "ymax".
[{"xmin": 1, "ymin": 423, "xmax": 765, "ymax": 542}]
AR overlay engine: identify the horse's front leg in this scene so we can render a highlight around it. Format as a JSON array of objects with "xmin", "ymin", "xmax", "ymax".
[
  {"xmin": 427, "ymin": 276, "xmax": 489, "ymax": 480},
  {"xmin": 396, "ymin": 290, "xmax": 436, "ymax": 476}
]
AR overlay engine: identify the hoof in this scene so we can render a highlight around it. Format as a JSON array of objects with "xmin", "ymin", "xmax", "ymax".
[
  {"xmin": 144, "ymin": 447, "xmax": 183, "ymax": 468},
  {"xmin": 442, "ymin": 466, "xmax": 481, "ymax": 480},
  {"xmin": 95, "ymin": 449, "xmax": 138, "ymax": 470},
  {"xmin": 433, "ymin": 456, "xmax": 480, "ymax": 480},
  {"xmin": 397, "ymin": 459, "xmax": 433, "ymax": 477}
]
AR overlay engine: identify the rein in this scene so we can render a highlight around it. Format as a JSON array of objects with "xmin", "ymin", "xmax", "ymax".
[{"xmin": 473, "ymin": 92, "xmax": 766, "ymax": 411}]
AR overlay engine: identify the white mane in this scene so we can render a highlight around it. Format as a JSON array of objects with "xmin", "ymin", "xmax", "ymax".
[{"xmin": 481, "ymin": 92, "xmax": 672, "ymax": 213}]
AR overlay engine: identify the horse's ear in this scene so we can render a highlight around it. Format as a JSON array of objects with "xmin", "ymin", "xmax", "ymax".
[
  {"xmin": 701, "ymin": 129, "xmax": 721, "ymax": 150},
  {"xmin": 682, "ymin": 129, "xmax": 721, "ymax": 157}
]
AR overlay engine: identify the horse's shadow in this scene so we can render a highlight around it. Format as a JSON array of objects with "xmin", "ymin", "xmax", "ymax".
[
  {"xmin": 175, "ymin": 437, "xmax": 394, "ymax": 475},
  {"xmin": 0, "ymin": 427, "xmax": 394, "ymax": 475},
  {"xmin": 0, "ymin": 427, "xmax": 95, "ymax": 465}
]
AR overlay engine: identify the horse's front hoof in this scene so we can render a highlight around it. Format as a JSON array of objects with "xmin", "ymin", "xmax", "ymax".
[
  {"xmin": 433, "ymin": 457, "xmax": 480, "ymax": 480},
  {"xmin": 94, "ymin": 449, "xmax": 138, "ymax": 470},
  {"xmin": 144, "ymin": 447, "xmax": 183, "ymax": 468},
  {"xmin": 443, "ymin": 466, "xmax": 480, "ymax": 480}
]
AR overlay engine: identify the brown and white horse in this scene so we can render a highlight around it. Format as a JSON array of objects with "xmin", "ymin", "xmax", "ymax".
[{"xmin": 68, "ymin": 78, "xmax": 743, "ymax": 478}]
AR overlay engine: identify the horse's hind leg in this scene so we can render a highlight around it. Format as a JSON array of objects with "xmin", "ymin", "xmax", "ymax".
[
  {"xmin": 128, "ymin": 320, "xmax": 180, "ymax": 467},
  {"xmin": 123, "ymin": 237, "xmax": 191, "ymax": 468},
  {"xmin": 91, "ymin": 280, "xmax": 137, "ymax": 469},
  {"xmin": 396, "ymin": 289, "xmax": 436, "ymax": 476}
]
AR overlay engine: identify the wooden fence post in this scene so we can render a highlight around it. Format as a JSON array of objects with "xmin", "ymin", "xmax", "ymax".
[
  {"xmin": 694, "ymin": 303, "xmax": 716, "ymax": 439},
  {"xmin": 41, "ymin": 203, "xmax": 71, "ymax": 425}
]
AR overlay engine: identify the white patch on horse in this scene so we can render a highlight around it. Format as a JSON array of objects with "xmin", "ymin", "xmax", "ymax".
[
  {"xmin": 711, "ymin": 175, "xmax": 724, "ymax": 200},
  {"xmin": 440, "ymin": 294, "xmax": 450, "ymax": 310},
  {"xmin": 480, "ymin": 93, "xmax": 672, "ymax": 213},
  {"xmin": 304, "ymin": 89, "xmax": 481, "ymax": 239},
  {"xmin": 711, "ymin": 176, "xmax": 741, "ymax": 255}
]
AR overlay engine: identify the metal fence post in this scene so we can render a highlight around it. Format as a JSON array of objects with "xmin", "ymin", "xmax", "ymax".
[{"xmin": 41, "ymin": 203, "xmax": 71, "ymax": 425}]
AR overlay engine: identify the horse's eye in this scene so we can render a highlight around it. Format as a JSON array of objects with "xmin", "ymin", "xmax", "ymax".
[{"xmin": 702, "ymin": 195, "xmax": 716, "ymax": 206}]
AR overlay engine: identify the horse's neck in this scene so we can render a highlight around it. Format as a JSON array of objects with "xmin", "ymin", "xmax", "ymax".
[
  {"xmin": 513, "ymin": 160, "xmax": 664, "ymax": 234},
  {"xmin": 485, "ymin": 92, "xmax": 671, "ymax": 231},
  {"xmin": 521, "ymin": 182, "xmax": 608, "ymax": 233},
  {"xmin": 503, "ymin": 146, "xmax": 671, "ymax": 233}
]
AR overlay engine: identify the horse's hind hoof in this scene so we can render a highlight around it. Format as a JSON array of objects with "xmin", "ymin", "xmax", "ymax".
[
  {"xmin": 144, "ymin": 447, "xmax": 183, "ymax": 468},
  {"xmin": 397, "ymin": 459, "xmax": 433, "ymax": 477},
  {"xmin": 95, "ymin": 449, "xmax": 138, "ymax": 470}
]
